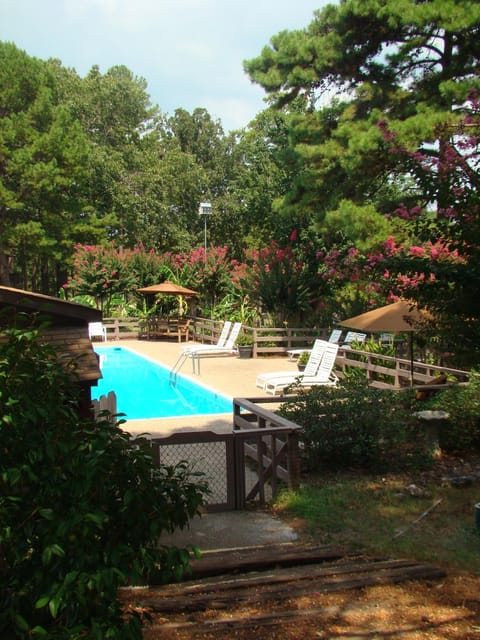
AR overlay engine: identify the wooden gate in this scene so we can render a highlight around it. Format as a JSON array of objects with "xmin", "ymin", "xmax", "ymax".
[
  {"xmin": 149, "ymin": 397, "xmax": 302, "ymax": 511},
  {"xmin": 150, "ymin": 431, "xmax": 237, "ymax": 511}
]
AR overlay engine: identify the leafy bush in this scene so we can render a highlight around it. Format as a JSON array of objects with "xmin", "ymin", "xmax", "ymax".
[
  {"xmin": 236, "ymin": 332, "xmax": 254, "ymax": 346},
  {"xmin": 341, "ymin": 337, "xmax": 396, "ymax": 385},
  {"xmin": 279, "ymin": 380, "xmax": 421, "ymax": 472},
  {"xmin": 425, "ymin": 371, "xmax": 480, "ymax": 450},
  {"xmin": 0, "ymin": 326, "xmax": 208, "ymax": 639},
  {"xmin": 297, "ymin": 350, "xmax": 310, "ymax": 366}
]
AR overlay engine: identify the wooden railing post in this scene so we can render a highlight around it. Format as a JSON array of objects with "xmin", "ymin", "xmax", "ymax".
[
  {"xmin": 233, "ymin": 432, "xmax": 246, "ymax": 509},
  {"xmin": 287, "ymin": 430, "xmax": 301, "ymax": 490}
]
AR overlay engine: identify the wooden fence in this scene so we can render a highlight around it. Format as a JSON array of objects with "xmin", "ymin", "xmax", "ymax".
[
  {"xmin": 102, "ymin": 316, "xmax": 326, "ymax": 354},
  {"xmin": 91, "ymin": 390, "xmax": 117, "ymax": 422},
  {"xmin": 335, "ymin": 346, "xmax": 469, "ymax": 388}
]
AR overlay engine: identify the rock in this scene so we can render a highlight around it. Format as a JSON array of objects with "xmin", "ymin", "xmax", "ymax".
[{"xmin": 404, "ymin": 483, "xmax": 430, "ymax": 497}]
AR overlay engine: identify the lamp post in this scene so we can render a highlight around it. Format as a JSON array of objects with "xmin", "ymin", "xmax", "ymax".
[{"xmin": 198, "ymin": 201, "xmax": 212, "ymax": 255}]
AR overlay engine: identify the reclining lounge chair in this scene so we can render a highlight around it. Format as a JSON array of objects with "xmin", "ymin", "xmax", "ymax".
[
  {"xmin": 257, "ymin": 339, "xmax": 339, "ymax": 393},
  {"xmin": 262, "ymin": 341, "xmax": 339, "ymax": 395}
]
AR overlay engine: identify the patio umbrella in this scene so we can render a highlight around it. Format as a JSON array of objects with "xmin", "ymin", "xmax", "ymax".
[
  {"xmin": 137, "ymin": 281, "xmax": 198, "ymax": 296},
  {"xmin": 138, "ymin": 281, "xmax": 198, "ymax": 318},
  {"xmin": 339, "ymin": 300, "xmax": 431, "ymax": 384}
]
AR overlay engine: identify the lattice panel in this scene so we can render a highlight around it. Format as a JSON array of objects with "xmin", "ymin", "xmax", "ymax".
[{"xmin": 158, "ymin": 441, "xmax": 228, "ymax": 505}]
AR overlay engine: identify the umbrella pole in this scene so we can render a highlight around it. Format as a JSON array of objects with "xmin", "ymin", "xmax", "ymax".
[{"xmin": 409, "ymin": 333, "xmax": 414, "ymax": 386}]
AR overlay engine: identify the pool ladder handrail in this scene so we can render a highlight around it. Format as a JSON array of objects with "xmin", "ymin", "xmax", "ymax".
[
  {"xmin": 170, "ymin": 353, "xmax": 186, "ymax": 381},
  {"xmin": 170, "ymin": 350, "xmax": 198, "ymax": 381}
]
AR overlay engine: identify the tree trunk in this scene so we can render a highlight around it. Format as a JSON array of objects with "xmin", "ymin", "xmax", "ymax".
[{"xmin": 0, "ymin": 252, "xmax": 11, "ymax": 286}]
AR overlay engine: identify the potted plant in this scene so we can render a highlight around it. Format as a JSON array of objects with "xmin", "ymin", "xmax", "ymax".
[
  {"xmin": 297, "ymin": 350, "xmax": 310, "ymax": 371},
  {"xmin": 236, "ymin": 333, "xmax": 253, "ymax": 359}
]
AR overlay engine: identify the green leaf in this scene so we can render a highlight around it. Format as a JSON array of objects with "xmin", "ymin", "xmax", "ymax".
[
  {"xmin": 84, "ymin": 512, "xmax": 105, "ymax": 527},
  {"xmin": 14, "ymin": 613, "xmax": 29, "ymax": 631},
  {"xmin": 35, "ymin": 596, "xmax": 50, "ymax": 609},
  {"xmin": 39, "ymin": 508, "xmax": 54, "ymax": 520},
  {"xmin": 48, "ymin": 597, "xmax": 61, "ymax": 619},
  {"xmin": 42, "ymin": 543, "xmax": 65, "ymax": 565}
]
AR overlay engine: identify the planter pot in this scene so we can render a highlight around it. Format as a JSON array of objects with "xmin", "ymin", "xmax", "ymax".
[
  {"xmin": 237, "ymin": 345, "xmax": 253, "ymax": 359},
  {"xmin": 297, "ymin": 364, "xmax": 306, "ymax": 371}
]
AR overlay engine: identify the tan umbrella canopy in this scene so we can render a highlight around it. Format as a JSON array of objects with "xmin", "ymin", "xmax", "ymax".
[
  {"xmin": 137, "ymin": 281, "xmax": 198, "ymax": 296},
  {"xmin": 138, "ymin": 281, "xmax": 198, "ymax": 318},
  {"xmin": 340, "ymin": 300, "xmax": 428, "ymax": 333},
  {"xmin": 340, "ymin": 300, "xmax": 432, "ymax": 384}
]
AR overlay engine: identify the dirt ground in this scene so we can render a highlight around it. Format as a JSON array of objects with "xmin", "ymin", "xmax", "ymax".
[
  {"xmin": 121, "ymin": 453, "xmax": 480, "ymax": 639},
  {"xmin": 124, "ymin": 564, "xmax": 480, "ymax": 640}
]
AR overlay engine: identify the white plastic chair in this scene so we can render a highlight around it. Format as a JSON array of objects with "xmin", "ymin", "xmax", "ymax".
[
  {"xmin": 180, "ymin": 320, "xmax": 232, "ymax": 354},
  {"xmin": 328, "ymin": 328, "xmax": 342, "ymax": 343},
  {"xmin": 262, "ymin": 341, "xmax": 339, "ymax": 395},
  {"xmin": 342, "ymin": 331, "xmax": 366, "ymax": 347},
  {"xmin": 257, "ymin": 339, "xmax": 338, "ymax": 391},
  {"xmin": 88, "ymin": 322, "xmax": 107, "ymax": 342}
]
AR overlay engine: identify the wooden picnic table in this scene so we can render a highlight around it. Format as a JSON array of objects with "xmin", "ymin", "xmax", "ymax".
[{"xmin": 139, "ymin": 317, "xmax": 190, "ymax": 342}]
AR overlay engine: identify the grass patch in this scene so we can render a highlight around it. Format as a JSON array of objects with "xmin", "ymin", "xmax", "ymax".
[{"xmin": 273, "ymin": 473, "xmax": 480, "ymax": 572}]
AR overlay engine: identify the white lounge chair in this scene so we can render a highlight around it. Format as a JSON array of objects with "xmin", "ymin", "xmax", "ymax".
[
  {"xmin": 187, "ymin": 322, "xmax": 242, "ymax": 374},
  {"xmin": 328, "ymin": 328, "xmax": 342, "ymax": 343},
  {"xmin": 258, "ymin": 339, "xmax": 335, "ymax": 390},
  {"xmin": 88, "ymin": 322, "xmax": 107, "ymax": 342},
  {"xmin": 263, "ymin": 342, "xmax": 339, "ymax": 395},
  {"xmin": 342, "ymin": 331, "xmax": 367, "ymax": 348},
  {"xmin": 180, "ymin": 320, "xmax": 232, "ymax": 354},
  {"xmin": 286, "ymin": 329, "xmax": 342, "ymax": 360}
]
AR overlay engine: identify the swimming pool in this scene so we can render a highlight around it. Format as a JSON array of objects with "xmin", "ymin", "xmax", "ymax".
[{"xmin": 92, "ymin": 347, "xmax": 232, "ymax": 419}]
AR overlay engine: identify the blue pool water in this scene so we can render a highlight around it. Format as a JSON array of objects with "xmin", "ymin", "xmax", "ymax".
[{"xmin": 92, "ymin": 347, "xmax": 232, "ymax": 419}]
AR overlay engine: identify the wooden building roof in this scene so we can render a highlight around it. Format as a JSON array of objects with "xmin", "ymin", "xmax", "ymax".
[{"xmin": 0, "ymin": 286, "xmax": 102, "ymax": 383}]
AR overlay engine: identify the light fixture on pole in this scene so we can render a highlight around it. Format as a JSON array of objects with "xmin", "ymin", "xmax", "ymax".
[{"xmin": 198, "ymin": 201, "xmax": 212, "ymax": 255}]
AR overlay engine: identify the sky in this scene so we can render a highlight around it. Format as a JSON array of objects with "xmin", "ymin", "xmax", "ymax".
[{"xmin": 1, "ymin": 0, "xmax": 330, "ymax": 132}]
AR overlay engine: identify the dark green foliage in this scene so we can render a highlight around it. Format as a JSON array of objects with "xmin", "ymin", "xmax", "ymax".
[
  {"xmin": 0, "ymin": 326, "xmax": 207, "ymax": 639},
  {"xmin": 341, "ymin": 338, "xmax": 396, "ymax": 385},
  {"xmin": 279, "ymin": 381, "xmax": 421, "ymax": 472},
  {"xmin": 425, "ymin": 372, "xmax": 480, "ymax": 451}
]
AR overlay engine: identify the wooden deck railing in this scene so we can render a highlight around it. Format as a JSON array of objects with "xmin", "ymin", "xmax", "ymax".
[
  {"xmin": 233, "ymin": 396, "xmax": 302, "ymax": 505},
  {"xmin": 335, "ymin": 346, "xmax": 469, "ymax": 388},
  {"xmin": 102, "ymin": 317, "xmax": 141, "ymax": 340},
  {"xmin": 101, "ymin": 316, "xmax": 325, "ymax": 355}
]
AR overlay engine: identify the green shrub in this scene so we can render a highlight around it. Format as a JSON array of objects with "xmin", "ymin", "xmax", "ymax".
[
  {"xmin": 279, "ymin": 380, "xmax": 422, "ymax": 472},
  {"xmin": 342, "ymin": 338, "xmax": 396, "ymax": 385},
  {"xmin": 425, "ymin": 371, "xmax": 480, "ymax": 450},
  {"xmin": 297, "ymin": 350, "xmax": 310, "ymax": 366},
  {"xmin": 0, "ymin": 326, "xmax": 208, "ymax": 639}
]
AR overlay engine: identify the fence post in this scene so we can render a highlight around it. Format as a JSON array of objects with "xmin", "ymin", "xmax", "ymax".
[
  {"xmin": 233, "ymin": 432, "xmax": 246, "ymax": 509},
  {"xmin": 287, "ymin": 430, "xmax": 301, "ymax": 490},
  {"xmin": 286, "ymin": 328, "xmax": 293, "ymax": 349},
  {"xmin": 394, "ymin": 358, "xmax": 402, "ymax": 387}
]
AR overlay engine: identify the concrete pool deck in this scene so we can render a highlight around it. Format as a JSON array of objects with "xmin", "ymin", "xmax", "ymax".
[{"xmin": 97, "ymin": 338, "xmax": 293, "ymax": 438}]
